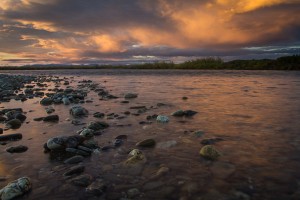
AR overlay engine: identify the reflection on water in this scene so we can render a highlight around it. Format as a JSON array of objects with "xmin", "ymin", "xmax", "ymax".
[{"xmin": 0, "ymin": 70, "xmax": 300, "ymax": 199}]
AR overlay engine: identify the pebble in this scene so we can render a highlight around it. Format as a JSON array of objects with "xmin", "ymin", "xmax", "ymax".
[
  {"xmin": 0, "ymin": 133, "xmax": 22, "ymax": 141},
  {"xmin": 5, "ymin": 119, "xmax": 22, "ymax": 129},
  {"xmin": 199, "ymin": 145, "xmax": 221, "ymax": 160},
  {"xmin": 43, "ymin": 115, "xmax": 59, "ymax": 122},
  {"xmin": 156, "ymin": 115, "xmax": 169, "ymax": 123},
  {"xmin": 124, "ymin": 93, "xmax": 138, "ymax": 99}
]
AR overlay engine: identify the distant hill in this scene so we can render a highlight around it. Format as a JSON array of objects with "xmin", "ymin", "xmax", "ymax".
[{"xmin": 0, "ymin": 55, "xmax": 299, "ymax": 70}]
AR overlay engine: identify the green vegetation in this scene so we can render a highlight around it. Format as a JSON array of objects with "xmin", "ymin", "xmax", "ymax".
[{"xmin": 0, "ymin": 55, "xmax": 299, "ymax": 70}]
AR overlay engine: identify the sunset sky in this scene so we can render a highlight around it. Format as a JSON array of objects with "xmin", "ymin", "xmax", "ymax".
[{"xmin": 0, "ymin": 0, "xmax": 299, "ymax": 66}]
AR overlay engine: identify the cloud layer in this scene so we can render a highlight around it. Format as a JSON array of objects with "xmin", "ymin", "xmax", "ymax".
[{"xmin": 0, "ymin": 0, "xmax": 299, "ymax": 65}]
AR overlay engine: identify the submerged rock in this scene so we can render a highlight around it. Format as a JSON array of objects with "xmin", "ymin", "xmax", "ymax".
[
  {"xmin": 171, "ymin": 110, "xmax": 198, "ymax": 117},
  {"xmin": 70, "ymin": 106, "xmax": 88, "ymax": 117},
  {"xmin": 0, "ymin": 177, "xmax": 31, "ymax": 200},
  {"xmin": 86, "ymin": 179, "xmax": 107, "ymax": 196},
  {"xmin": 63, "ymin": 165, "xmax": 85, "ymax": 176},
  {"xmin": 136, "ymin": 139, "xmax": 156, "ymax": 148},
  {"xmin": 6, "ymin": 145, "xmax": 28, "ymax": 153},
  {"xmin": 199, "ymin": 145, "xmax": 221, "ymax": 160},
  {"xmin": 124, "ymin": 149, "xmax": 146, "ymax": 166},
  {"xmin": 64, "ymin": 155, "xmax": 85, "ymax": 164},
  {"xmin": 5, "ymin": 119, "xmax": 22, "ymax": 129},
  {"xmin": 70, "ymin": 174, "xmax": 92, "ymax": 187},
  {"xmin": 156, "ymin": 115, "xmax": 169, "ymax": 123}
]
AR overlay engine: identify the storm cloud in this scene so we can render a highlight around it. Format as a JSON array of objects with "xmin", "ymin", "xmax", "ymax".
[{"xmin": 0, "ymin": 0, "xmax": 299, "ymax": 65}]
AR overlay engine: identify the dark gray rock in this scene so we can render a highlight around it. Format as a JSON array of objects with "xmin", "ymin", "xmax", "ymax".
[
  {"xmin": 64, "ymin": 155, "xmax": 84, "ymax": 164},
  {"xmin": 6, "ymin": 145, "xmax": 28, "ymax": 153},
  {"xmin": 65, "ymin": 148, "xmax": 90, "ymax": 156},
  {"xmin": 87, "ymin": 121, "xmax": 109, "ymax": 131},
  {"xmin": 6, "ymin": 119, "xmax": 22, "ymax": 129},
  {"xmin": 40, "ymin": 97, "xmax": 53, "ymax": 106},
  {"xmin": 0, "ymin": 128, "xmax": 3, "ymax": 134},
  {"xmin": 124, "ymin": 93, "xmax": 138, "ymax": 99},
  {"xmin": 63, "ymin": 165, "xmax": 85, "ymax": 176},
  {"xmin": 43, "ymin": 115, "xmax": 59, "ymax": 122},
  {"xmin": 86, "ymin": 179, "xmax": 107, "ymax": 196},
  {"xmin": 70, "ymin": 174, "xmax": 92, "ymax": 187},
  {"xmin": 70, "ymin": 106, "xmax": 88, "ymax": 117},
  {"xmin": 0, "ymin": 133, "xmax": 22, "ymax": 141},
  {"xmin": 93, "ymin": 112, "xmax": 105, "ymax": 118}
]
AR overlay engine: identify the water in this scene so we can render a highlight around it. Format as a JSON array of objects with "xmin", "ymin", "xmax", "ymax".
[{"xmin": 0, "ymin": 70, "xmax": 300, "ymax": 200}]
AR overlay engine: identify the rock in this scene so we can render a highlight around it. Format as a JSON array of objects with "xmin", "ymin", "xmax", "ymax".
[
  {"xmin": 77, "ymin": 145, "xmax": 93, "ymax": 153},
  {"xmin": 43, "ymin": 115, "xmax": 59, "ymax": 122},
  {"xmin": 87, "ymin": 121, "xmax": 109, "ymax": 131},
  {"xmin": 127, "ymin": 188, "xmax": 140, "ymax": 198},
  {"xmin": 0, "ymin": 133, "xmax": 22, "ymax": 141},
  {"xmin": 79, "ymin": 128, "xmax": 94, "ymax": 138},
  {"xmin": 62, "ymin": 97, "xmax": 70, "ymax": 105},
  {"xmin": 156, "ymin": 115, "xmax": 169, "ymax": 123},
  {"xmin": 93, "ymin": 112, "xmax": 105, "ymax": 118},
  {"xmin": 115, "ymin": 135, "xmax": 127, "ymax": 140},
  {"xmin": 70, "ymin": 106, "xmax": 88, "ymax": 117},
  {"xmin": 63, "ymin": 165, "xmax": 85, "ymax": 176},
  {"xmin": 156, "ymin": 140, "xmax": 177, "ymax": 149},
  {"xmin": 124, "ymin": 149, "xmax": 146, "ymax": 166},
  {"xmin": 83, "ymin": 138, "xmax": 99, "ymax": 149},
  {"xmin": 199, "ymin": 145, "xmax": 221, "ymax": 160},
  {"xmin": 194, "ymin": 131, "xmax": 205, "ymax": 137},
  {"xmin": 0, "ymin": 177, "xmax": 31, "ymax": 200},
  {"xmin": 171, "ymin": 110, "xmax": 185, "ymax": 117},
  {"xmin": 149, "ymin": 165, "xmax": 170, "ymax": 180},
  {"xmin": 6, "ymin": 145, "xmax": 28, "ymax": 153},
  {"xmin": 0, "ymin": 128, "xmax": 3, "ymax": 134},
  {"xmin": 64, "ymin": 155, "xmax": 85, "ymax": 164},
  {"xmin": 183, "ymin": 110, "xmax": 198, "ymax": 117},
  {"xmin": 0, "ymin": 116, "xmax": 7, "ymax": 122},
  {"xmin": 45, "ymin": 106, "xmax": 55, "ymax": 114},
  {"xmin": 113, "ymin": 139, "xmax": 123, "ymax": 147},
  {"xmin": 136, "ymin": 139, "xmax": 156, "ymax": 148},
  {"xmin": 210, "ymin": 162, "xmax": 236, "ymax": 179},
  {"xmin": 33, "ymin": 117, "xmax": 44, "ymax": 121},
  {"xmin": 6, "ymin": 119, "xmax": 22, "ymax": 129},
  {"xmin": 40, "ymin": 97, "xmax": 53, "ymax": 106},
  {"xmin": 46, "ymin": 137, "xmax": 66, "ymax": 150},
  {"xmin": 201, "ymin": 137, "xmax": 224, "ymax": 145},
  {"xmin": 14, "ymin": 113, "xmax": 26, "ymax": 122},
  {"xmin": 65, "ymin": 148, "xmax": 90, "ymax": 156},
  {"xmin": 70, "ymin": 174, "xmax": 92, "ymax": 187},
  {"xmin": 182, "ymin": 96, "xmax": 188, "ymax": 100},
  {"xmin": 124, "ymin": 93, "xmax": 138, "ymax": 99},
  {"xmin": 86, "ymin": 179, "xmax": 107, "ymax": 196}
]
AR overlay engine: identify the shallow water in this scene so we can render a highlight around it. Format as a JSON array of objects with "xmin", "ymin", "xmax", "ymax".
[{"xmin": 0, "ymin": 70, "xmax": 300, "ymax": 200}]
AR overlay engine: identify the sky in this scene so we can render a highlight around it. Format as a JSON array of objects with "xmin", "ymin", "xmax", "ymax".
[{"xmin": 0, "ymin": 0, "xmax": 299, "ymax": 66}]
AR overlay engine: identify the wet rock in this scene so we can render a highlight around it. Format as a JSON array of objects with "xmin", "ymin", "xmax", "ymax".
[
  {"xmin": 86, "ymin": 179, "xmax": 107, "ymax": 196},
  {"xmin": 65, "ymin": 148, "xmax": 91, "ymax": 156},
  {"xmin": 182, "ymin": 96, "xmax": 188, "ymax": 100},
  {"xmin": 33, "ymin": 117, "xmax": 44, "ymax": 121},
  {"xmin": 70, "ymin": 174, "xmax": 92, "ymax": 187},
  {"xmin": 79, "ymin": 128, "xmax": 95, "ymax": 138},
  {"xmin": 156, "ymin": 115, "xmax": 169, "ymax": 123},
  {"xmin": 115, "ymin": 135, "xmax": 127, "ymax": 140},
  {"xmin": 124, "ymin": 149, "xmax": 146, "ymax": 166},
  {"xmin": 62, "ymin": 97, "xmax": 70, "ymax": 105},
  {"xmin": 113, "ymin": 139, "xmax": 123, "ymax": 147},
  {"xmin": 63, "ymin": 165, "xmax": 85, "ymax": 176},
  {"xmin": 183, "ymin": 110, "xmax": 198, "ymax": 117},
  {"xmin": 6, "ymin": 145, "xmax": 28, "ymax": 153},
  {"xmin": 77, "ymin": 145, "xmax": 93, "ymax": 153},
  {"xmin": 0, "ymin": 116, "xmax": 6, "ymax": 122},
  {"xmin": 6, "ymin": 119, "xmax": 22, "ymax": 129},
  {"xmin": 87, "ymin": 121, "xmax": 109, "ymax": 131},
  {"xmin": 199, "ymin": 145, "xmax": 221, "ymax": 160},
  {"xmin": 40, "ymin": 97, "xmax": 53, "ymax": 106},
  {"xmin": 47, "ymin": 137, "xmax": 65, "ymax": 150},
  {"xmin": 70, "ymin": 106, "xmax": 88, "ymax": 117},
  {"xmin": 127, "ymin": 188, "xmax": 140, "ymax": 198},
  {"xmin": 0, "ymin": 133, "xmax": 22, "ymax": 141},
  {"xmin": 0, "ymin": 177, "xmax": 31, "ymax": 200},
  {"xmin": 14, "ymin": 113, "xmax": 26, "ymax": 122},
  {"xmin": 136, "ymin": 139, "xmax": 156, "ymax": 148},
  {"xmin": 83, "ymin": 138, "xmax": 99, "ymax": 149},
  {"xmin": 45, "ymin": 106, "xmax": 55, "ymax": 114},
  {"xmin": 43, "ymin": 115, "xmax": 59, "ymax": 122},
  {"xmin": 201, "ymin": 137, "xmax": 224, "ymax": 145},
  {"xmin": 124, "ymin": 93, "xmax": 138, "ymax": 99},
  {"xmin": 93, "ymin": 112, "xmax": 105, "ymax": 118},
  {"xmin": 0, "ymin": 128, "xmax": 3, "ymax": 134},
  {"xmin": 171, "ymin": 110, "xmax": 185, "ymax": 117},
  {"xmin": 64, "ymin": 155, "xmax": 84, "ymax": 164},
  {"xmin": 156, "ymin": 140, "xmax": 177, "ymax": 149}
]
